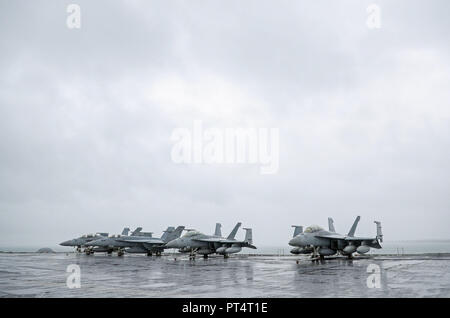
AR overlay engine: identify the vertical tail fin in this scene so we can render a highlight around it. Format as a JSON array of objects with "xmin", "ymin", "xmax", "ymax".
[
  {"xmin": 130, "ymin": 227, "xmax": 142, "ymax": 236},
  {"xmin": 374, "ymin": 221, "xmax": 383, "ymax": 242},
  {"xmin": 227, "ymin": 222, "xmax": 242, "ymax": 240},
  {"xmin": 214, "ymin": 223, "xmax": 222, "ymax": 237},
  {"xmin": 347, "ymin": 216, "xmax": 360, "ymax": 237},
  {"xmin": 163, "ymin": 226, "xmax": 185, "ymax": 243},
  {"xmin": 291, "ymin": 225, "xmax": 303, "ymax": 237},
  {"xmin": 243, "ymin": 228, "xmax": 253, "ymax": 245},
  {"xmin": 328, "ymin": 218, "xmax": 335, "ymax": 232},
  {"xmin": 160, "ymin": 227, "xmax": 175, "ymax": 241},
  {"xmin": 121, "ymin": 227, "xmax": 130, "ymax": 236}
]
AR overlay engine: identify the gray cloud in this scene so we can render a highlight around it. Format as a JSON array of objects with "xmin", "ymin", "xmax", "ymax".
[{"xmin": 0, "ymin": 0, "xmax": 449, "ymax": 248}]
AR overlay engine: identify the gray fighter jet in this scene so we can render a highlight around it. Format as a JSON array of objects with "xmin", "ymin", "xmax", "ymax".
[
  {"xmin": 288, "ymin": 216, "xmax": 383, "ymax": 260},
  {"xmin": 122, "ymin": 226, "xmax": 185, "ymax": 256},
  {"xmin": 59, "ymin": 228, "xmax": 129, "ymax": 254},
  {"xmin": 86, "ymin": 226, "xmax": 184, "ymax": 256},
  {"xmin": 165, "ymin": 223, "xmax": 257, "ymax": 259}
]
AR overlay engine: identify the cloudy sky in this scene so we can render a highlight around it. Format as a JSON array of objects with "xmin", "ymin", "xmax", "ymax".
[{"xmin": 0, "ymin": 0, "xmax": 449, "ymax": 248}]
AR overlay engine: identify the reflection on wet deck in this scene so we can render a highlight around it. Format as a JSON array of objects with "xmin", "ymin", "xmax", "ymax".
[{"xmin": 0, "ymin": 253, "xmax": 449, "ymax": 297}]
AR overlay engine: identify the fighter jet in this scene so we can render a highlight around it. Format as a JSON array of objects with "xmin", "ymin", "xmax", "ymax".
[
  {"xmin": 288, "ymin": 216, "xmax": 383, "ymax": 260},
  {"xmin": 122, "ymin": 226, "xmax": 185, "ymax": 256},
  {"xmin": 165, "ymin": 223, "xmax": 257, "ymax": 259},
  {"xmin": 59, "ymin": 229, "xmax": 128, "ymax": 254},
  {"xmin": 86, "ymin": 226, "xmax": 184, "ymax": 256}
]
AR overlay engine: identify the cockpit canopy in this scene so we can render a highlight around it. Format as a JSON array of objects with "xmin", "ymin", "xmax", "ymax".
[
  {"xmin": 304, "ymin": 225, "xmax": 323, "ymax": 233},
  {"xmin": 182, "ymin": 230, "xmax": 202, "ymax": 237}
]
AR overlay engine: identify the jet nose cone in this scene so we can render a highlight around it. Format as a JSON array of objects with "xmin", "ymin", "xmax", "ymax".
[
  {"xmin": 165, "ymin": 239, "xmax": 180, "ymax": 248},
  {"xmin": 60, "ymin": 240, "xmax": 72, "ymax": 246},
  {"xmin": 289, "ymin": 236, "xmax": 302, "ymax": 247},
  {"xmin": 288, "ymin": 238, "xmax": 296, "ymax": 247}
]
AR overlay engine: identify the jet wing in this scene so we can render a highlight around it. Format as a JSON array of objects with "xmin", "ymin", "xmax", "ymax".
[
  {"xmin": 192, "ymin": 238, "xmax": 258, "ymax": 249},
  {"xmin": 116, "ymin": 238, "xmax": 164, "ymax": 244},
  {"xmin": 193, "ymin": 238, "xmax": 249, "ymax": 244},
  {"xmin": 216, "ymin": 239, "xmax": 241, "ymax": 244},
  {"xmin": 192, "ymin": 238, "xmax": 223, "ymax": 243},
  {"xmin": 315, "ymin": 234, "xmax": 347, "ymax": 240},
  {"xmin": 345, "ymin": 237, "xmax": 381, "ymax": 248},
  {"xmin": 315, "ymin": 234, "xmax": 381, "ymax": 248},
  {"xmin": 316, "ymin": 234, "xmax": 377, "ymax": 241},
  {"xmin": 345, "ymin": 237, "xmax": 376, "ymax": 241},
  {"xmin": 227, "ymin": 241, "xmax": 257, "ymax": 249}
]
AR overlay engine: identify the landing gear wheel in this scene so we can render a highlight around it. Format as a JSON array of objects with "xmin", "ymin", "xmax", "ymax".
[
  {"xmin": 118, "ymin": 250, "xmax": 124, "ymax": 257},
  {"xmin": 203, "ymin": 254, "xmax": 208, "ymax": 259},
  {"xmin": 147, "ymin": 252, "xmax": 153, "ymax": 256},
  {"xmin": 224, "ymin": 254, "xmax": 229, "ymax": 259},
  {"xmin": 310, "ymin": 247, "xmax": 320, "ymax": 262}
]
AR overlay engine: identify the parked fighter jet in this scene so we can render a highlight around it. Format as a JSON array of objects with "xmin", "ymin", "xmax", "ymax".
[
  {"xmin": 122, "ymin": 226, "xmax": 185, "ymax": 255},
  {"xmin": 86, "ymin": 226, "xmax": 184, "ymax": 256},
  {"xmin": 165, "ymin": 223, "xmax": 256, "ymax": 259},
  {"xmin": 289, "ymin": 216, "xmax": 383, "ymax": 260},
  {"xmin": 59, "ymin": 228, "xmax": 128, "ymax": 254}
]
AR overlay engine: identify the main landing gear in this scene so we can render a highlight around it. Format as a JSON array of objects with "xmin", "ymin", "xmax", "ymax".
[
  {"xmin": 295, "ymin": 247, "xmax": 324, "ymax": 264},
  {"xmin": 189, "ymin": 249, "xmax": 198, "ymax": 260},
  {"xmin": 309, "ymin": 247, "xmax": 320, "ymax": 261}
]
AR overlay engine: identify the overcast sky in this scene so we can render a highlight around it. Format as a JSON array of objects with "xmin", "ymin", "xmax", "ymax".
[{"xmin": 0, "ymin": 0, "xmax": 449, "ymax": 248}]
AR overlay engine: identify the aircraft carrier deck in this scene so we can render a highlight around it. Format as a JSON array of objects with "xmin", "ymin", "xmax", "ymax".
[{"xmin": 0, "ymin": 253, "xmax": 449, "ymax": 297}]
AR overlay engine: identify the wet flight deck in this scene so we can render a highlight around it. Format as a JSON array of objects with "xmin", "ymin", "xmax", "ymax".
[{"xmin": 0, "ymin": 253, "xmax": 449, "ymax": 297}]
